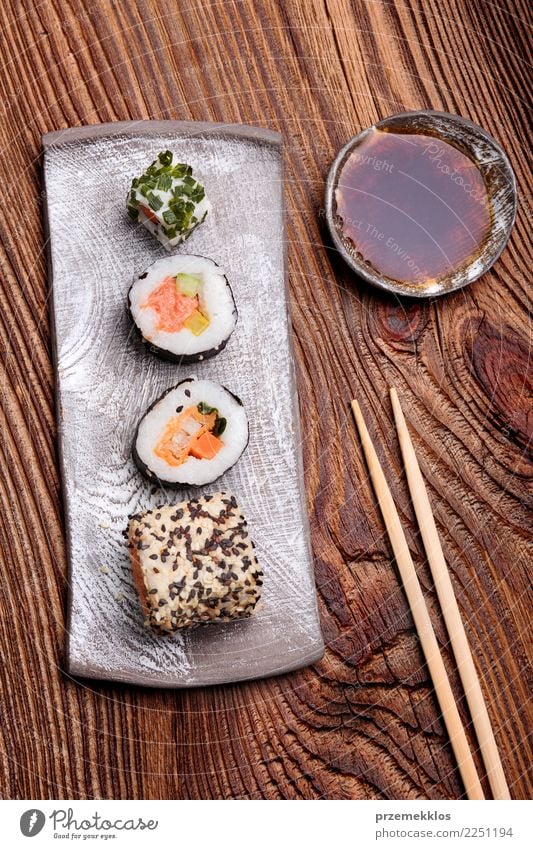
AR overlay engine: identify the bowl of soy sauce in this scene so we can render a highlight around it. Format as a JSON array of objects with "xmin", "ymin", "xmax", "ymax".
[{"xmin": 325, "ymin": 111, "xmax": 517, "ymax": 298}]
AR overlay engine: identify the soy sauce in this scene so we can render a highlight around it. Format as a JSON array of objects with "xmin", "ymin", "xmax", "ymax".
[{"xmin": 334, "ymin": 129, "xmax": 491, "ymax": 287}]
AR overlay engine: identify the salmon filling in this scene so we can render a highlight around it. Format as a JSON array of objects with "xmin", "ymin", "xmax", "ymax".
[
  {"xmin": 143, "ymin": 276, "xmax": 198, "ymax": 333},
  {"xmin": 154, "ymin": 404, "xmax": 224, "ymax": 466},
  {"xmin": 139, "ymin": 204, "xmax": 160, "ymax": 225}
]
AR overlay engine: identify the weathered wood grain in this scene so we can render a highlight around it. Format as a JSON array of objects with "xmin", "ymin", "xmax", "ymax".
[{"xmin": 0, "ymin": 0, "xmax": 531, "ymax": 799}]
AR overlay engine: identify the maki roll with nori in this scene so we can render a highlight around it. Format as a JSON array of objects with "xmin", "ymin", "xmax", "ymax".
[
  {"xmin": 126, "ymin": 150, "xmax": 210, "ymax": 249},
  {"xmin": 128, "ymin": 255, "xmax": 237, "ymax": 363},
  {"xmin": 133, "ymin": 378, "xmax": 248, "ymax": 487}
]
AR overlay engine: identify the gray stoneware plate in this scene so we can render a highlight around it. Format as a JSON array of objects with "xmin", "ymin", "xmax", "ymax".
[
  {"xmin": 325, "ymin": 111, "xmax": 517, "ymax": 298},
  {"xmin": 42, "ymin": 120, "xmax": 324, "ymax": 688}
]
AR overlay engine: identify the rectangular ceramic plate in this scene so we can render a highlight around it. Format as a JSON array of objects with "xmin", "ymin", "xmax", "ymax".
[{"xmin": 42, "ymin": 120, "xmax": 324, "ymax": 687}]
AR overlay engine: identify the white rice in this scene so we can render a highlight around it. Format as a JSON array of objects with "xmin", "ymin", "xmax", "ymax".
[
  {"xmin": 129, "ymin": 255, "xmax": 237, "ymax": 359},
  {"xmin": 138, "ymin": 200, "xmax": 210, "ymax": 250},
  {"xmin": 135, "ymin": 378, "xmax": 249, "ymax": 486}
]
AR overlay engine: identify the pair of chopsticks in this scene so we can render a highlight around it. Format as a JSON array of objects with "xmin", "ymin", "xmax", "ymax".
[{"xmin": 351, "ymin": 390, "xmax": 510, "ymax": 801}]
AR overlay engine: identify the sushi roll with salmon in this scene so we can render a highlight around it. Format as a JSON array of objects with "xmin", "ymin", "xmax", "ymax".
[
  {"xmin": 133, "ymin": 378, "xmax": 248, "ymax": 487},
  {"xmin": 128, "ymin": 255, "xmax": 237, "ymax": 363},
  {"xmin": 126, "ymin": 150, "xmax": 210, "ymax": 249}
]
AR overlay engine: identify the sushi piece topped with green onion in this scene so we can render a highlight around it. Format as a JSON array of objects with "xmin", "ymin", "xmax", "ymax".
[{"xmin": 127, "ymin": 150, "xmax": 211, "ymax": 250}]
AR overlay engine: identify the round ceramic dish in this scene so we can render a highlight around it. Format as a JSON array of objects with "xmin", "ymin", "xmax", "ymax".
[{"xmin": 324, "ymin": 110, "xmax": 517, "ymax": 298}]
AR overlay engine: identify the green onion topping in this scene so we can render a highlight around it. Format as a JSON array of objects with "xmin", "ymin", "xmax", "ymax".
[{"xmin": 127, "ymin": 151, "xmax": 208, "ymax": 240}]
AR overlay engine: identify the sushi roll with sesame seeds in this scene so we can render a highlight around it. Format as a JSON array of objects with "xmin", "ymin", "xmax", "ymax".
[
  {"xmin": 133, "ymin": 378, "xmax": 248, "ymax": 487},
  {"xmin": 126, "ymin": 150, "xmax": 210, "ymax": 250},
  {"xmin": 128, "ymin": 255, "xmax": 237, "ymax": 363},
  {"xmin": 127, "ymin": 493, "xmax": 263, "ymax": 633}
]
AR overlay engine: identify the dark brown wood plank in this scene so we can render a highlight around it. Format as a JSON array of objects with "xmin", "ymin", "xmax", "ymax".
[{"xmin": 0, "ymin": 0, "xmax": 531, "ymax": 799}]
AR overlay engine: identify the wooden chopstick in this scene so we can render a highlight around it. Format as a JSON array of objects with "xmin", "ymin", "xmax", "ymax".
[
  {"xmin": 390, "ymin": 387, "xmax": 510, "ymax": 800},
  {"xmin": 350, "ymin": 399, "xmax": 485, "ymax": 800}
]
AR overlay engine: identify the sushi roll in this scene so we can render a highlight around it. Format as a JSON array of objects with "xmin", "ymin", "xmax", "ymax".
[
  {"xmin": 126, "ymin": 150, "xmax": 210, "ymax": 250},
  {"xmin": 127, "ymin": 493, "xmax": 263, "ymax": 633},
  {"xmin": 128, "ymin": 255, "xmax": 237, "ymax": 363},
  {"xmin": 133, "ymin": 378, "xmax": 248, "ymax": 487}
]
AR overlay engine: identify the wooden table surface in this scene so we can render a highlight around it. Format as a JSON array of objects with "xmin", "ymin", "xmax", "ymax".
[{"xmin": 0, "ymin": 0, "xmax": 531, "ymax": 800}]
